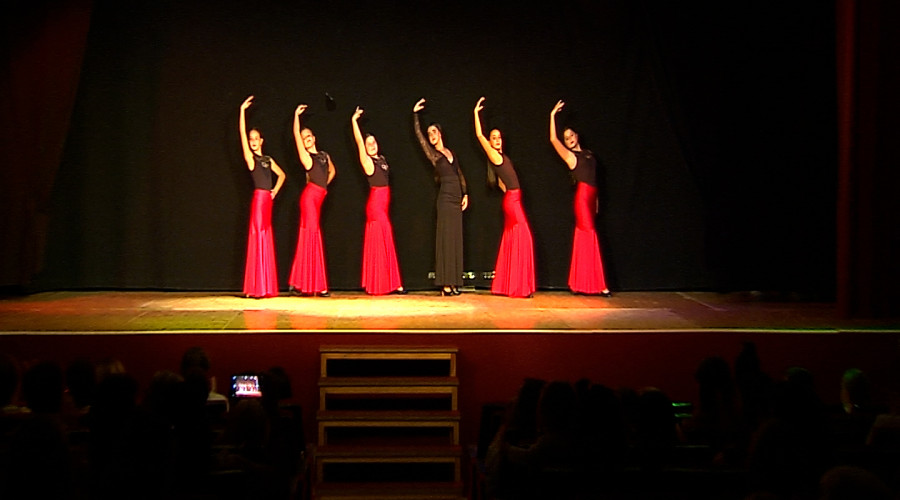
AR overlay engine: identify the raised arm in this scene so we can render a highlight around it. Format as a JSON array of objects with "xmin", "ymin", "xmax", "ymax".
[
  {"xmin": 239, "ymin": 96, "xmax": 255, "ymax": 170},
  {"xmin": 293, "ymin": 104, "xmax": 313, "ymax": 170},
  {"xmin": 550, "ymin": 100, "xmax": 577, "ymax": 170},
  {"xmin": 351, "ymin": 107, "xmax": 375, "ymax": 176},
  {"xmin": 269, "ymin": 158, "xmax": 286, "ymax": 199},
  {"xmin": 474, "ymin": 97, "xmax": 503, "ymax": 166},
  {"xmin": 412, "ymin": 98, "xmax": 441, "ymax": 166}
]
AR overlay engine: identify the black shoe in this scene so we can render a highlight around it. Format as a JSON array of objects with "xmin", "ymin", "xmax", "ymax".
[
  {"xmin": 599, "ymin": 289, "xmax": 612, "ymax": 297},
  {"xmin": 451, "ymin": 287, "xmax": 461, "ymax": 295},
  {"xmin": 441, "ymin": 287, "xmax": 453, "ymax": 297},
  {"xmin": 393, "ymin": 287, "xmax": 408, "ymax": 295},
  {"xmin": 317, "ymin": 291, "xmax": 331, "ymax": 297}
]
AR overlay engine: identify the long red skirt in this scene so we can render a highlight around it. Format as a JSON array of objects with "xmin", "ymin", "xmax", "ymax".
[
  {"xmin": 243, "ymin": 189, "xmax": 279, "ymax": 298},
  {"xmin": 289, "ymin": 183, "xmax": 328, "ymax": 294},
  {"xmin": 362, "ymin": 186, "xmax": 403, "ymax": 295},
  {"xmin": 568, "ymin": 182, "xmax": 608, "ymax": 293},
  {"xmin": 491, "ymin": 189, "xmax": 536, "ymax": 297}
]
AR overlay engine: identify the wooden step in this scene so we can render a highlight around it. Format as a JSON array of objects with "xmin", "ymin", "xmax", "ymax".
[
  {"xmin": 314, "ymin": 481, "xmax": 465, "ymax": 500},
  {"xmin": 319, "ymin": 378, "xmax": 459, "ymax": 411},
  {"xmin": 318, "ymin": 411, "xmax": 460, "ymax": 446},
  {"xmin": 317, "ymin": 460, "xmax": 460, "ymax": 486},
  {"xmin": 320, "ymin": 346, "xmax": 458, "ymax": 378},
  {"xmin": 314, "ymin": 346, "xmax": 465, "ymax": 498},
  {"xmin": 318, "ymin": 410, "xmax": 461, "ymax": 421},
  {"xmin": 318, "ymin": 376, "xmax": 459, "ymax": 387},
  {"xmin": 320, "ymin": 346, "xmax": 459, "ymax": 355},
  {"xmin": 322, "ymin": 392, "xmax": 455, "ymax": 412},
  {"xmin": 315, "ymin": 445, "xmax": 463, "ymax": 482},
  {"xmin": 315, "ymin": 444, "xmax": 463, "ymax": 458}
]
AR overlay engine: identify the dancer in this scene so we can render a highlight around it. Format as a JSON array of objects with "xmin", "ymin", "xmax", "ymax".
[
  {"xmin": 288, "ymin": 104, "xmax": 335, "ymax": 297},
  {"xmin": 474, "ymin": 97, "xmax": 536, "ymax": 298},
  {"xmin": 351, "ymin": 106, "xmax": 405, "ymax": 295},
  {"xmin": 549, "ymin": 100, "xmax": 611, "ymax": 296},
  {"xmin": 239, "ymin": 95, "xmax": 286, "ymax": 298},
  {"xmin": 413, "ymin": 98, "xmax": 468, "ymax": 296}
]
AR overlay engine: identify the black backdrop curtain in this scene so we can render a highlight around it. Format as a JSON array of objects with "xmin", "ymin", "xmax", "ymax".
[{"xmin": 32, "ymin": 0, "xmax": 838, "ymax": 294}]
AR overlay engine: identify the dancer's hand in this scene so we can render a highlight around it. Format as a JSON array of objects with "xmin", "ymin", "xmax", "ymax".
[
  {"xmin": 413, "ymin": 98, "xmax": 426, "ymax": 113},
  {"xmin": 461, "ymin": 194, "xmax": 469, "ymax": 211},
  {"xmin": 241, "ymin": 95, "xmax": 254, "ymax": 110},
  {"xmin": 474, "ymin": 97, "xmax": 485, "ymax": 114},
  {"xmin": 295, "ymin": 104, "xmax": 308, "ymax": 116},
  {"xmin": 551, "ymin": 100, "xmax": 565, "ymax": 116}
]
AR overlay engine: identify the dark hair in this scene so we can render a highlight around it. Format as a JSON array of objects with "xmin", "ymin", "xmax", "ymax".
[
  {"xmin": 485, "ymin": 128, "xmax": 504, "ymax": 189},
  {"xmin": 23, "ymin": 361, "xmax": 64, "ymax": 413},
  {"xmin": 538, "ymin": 380, "xmax": 577, "ymax": 433},
  {"xmin": 486, "ymin": 160, "xmax": 498, "ymax": 188},
  {"xmin": 426, "ymin": 123, "xmax": 444, "ymax": 184},
  {"xmin": 65, "ymin": 358, "xmax": 96, "ymax": 409},
  {"xmin": 561, "ymin": 127, "xmax": 581, "ymax": 185},
  {"xmin": 249, "ymin": 127, "xmax": 264, "ymax": 139},
  {"xmin": 180, "ymin": 346, "xmax": 210, "ymax": 375}
]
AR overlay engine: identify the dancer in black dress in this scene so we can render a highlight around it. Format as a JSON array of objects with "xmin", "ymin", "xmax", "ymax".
[{"xmin": 412, "ymin": 98, "xmax": 468, "ymax": 296}]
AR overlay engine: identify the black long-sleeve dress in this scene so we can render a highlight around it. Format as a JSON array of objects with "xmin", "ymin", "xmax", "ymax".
[{"xmin": 414, "ymin": 114, "xmax": 467, "ymax": 288}]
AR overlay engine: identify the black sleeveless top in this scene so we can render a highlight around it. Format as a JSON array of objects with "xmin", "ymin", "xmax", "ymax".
[
  {"xmin": 493, "ymin": 154, "xmax": 520, "ymax": 190},
  {"xmin": 368, "ymin": 155, "xmax": 390, "ymax": 188},
  {"xmin": 308, "ymin": 151, "xmax": 330, "ymax": 188},
  {"xmin": 251, "ymin": 154, "xmax": 273, "ymax": 190},
  {"xmin": 573, "ymin": 150, "xmax": 597, "ymax": 187}
]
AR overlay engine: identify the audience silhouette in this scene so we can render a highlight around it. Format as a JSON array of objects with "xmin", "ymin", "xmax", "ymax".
[
  {"xmin": 476, "ymin": 343, "xmax": 900, "ymax": 500},
  {"xmin": 1, "ymin": 341, "xmax": 898, "ymax": 500}
]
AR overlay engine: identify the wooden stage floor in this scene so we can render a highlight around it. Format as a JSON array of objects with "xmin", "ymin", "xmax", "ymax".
[{"xmin": 0, "ymin": 290, "xmax": 897, "ymax": 334}]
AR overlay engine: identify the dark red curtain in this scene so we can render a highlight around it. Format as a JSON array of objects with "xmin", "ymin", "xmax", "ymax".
[
  {"xmin": 0, "ymin": 0, "xmax": 92, "ymax": 289},
  {"xmin": 836, "ymin": 0, "xmax": 900, "ymax": 318}
]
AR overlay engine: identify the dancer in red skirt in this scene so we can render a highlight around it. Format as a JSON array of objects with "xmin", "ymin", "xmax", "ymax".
[
  {"xmin": 550, "ymin": 100, "xmax": 611, "ymax": 296},
  {"xmin": 289, "ymin": 104, "xmax": 335, "ymax": 297},
  {"xmin": 351, "ymin": 106, "xmax": 406, "ymax": 295},
  {"xmin": 239, "ymin": 96, "xmax": 286, "ymax": 298},
  {"xmin": 474, "ymin": 97, "xmax": 536, "ymax": 298}
]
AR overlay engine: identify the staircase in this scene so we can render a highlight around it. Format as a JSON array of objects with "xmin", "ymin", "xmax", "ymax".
[{"xmin": 312, "ymin": 346, "xmax": 466, "ymax": 500}]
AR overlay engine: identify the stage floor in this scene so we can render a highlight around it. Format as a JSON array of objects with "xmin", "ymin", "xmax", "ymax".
[{"xmin": 0, "ymin": 290, "xmax": 897, "ymax": 334}]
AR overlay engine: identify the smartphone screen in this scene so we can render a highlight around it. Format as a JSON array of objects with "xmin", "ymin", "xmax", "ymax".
[{"xmin": 231, "ymin": 374, "xmax": 262, "ymax": 398}]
